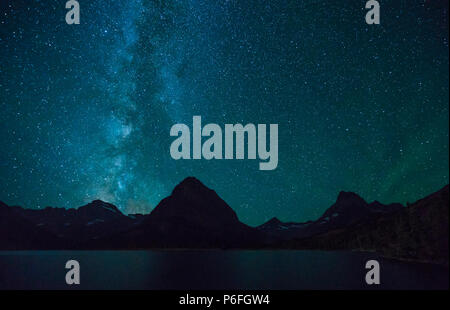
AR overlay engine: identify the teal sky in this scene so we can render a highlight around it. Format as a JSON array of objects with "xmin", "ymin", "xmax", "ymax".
[{"xmin": 0, "ymin": 0, "xmax": 448, "ymax": 226}]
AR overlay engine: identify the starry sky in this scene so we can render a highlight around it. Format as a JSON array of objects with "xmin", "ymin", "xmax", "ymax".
[{"xmin": 0, "ymin": 0, "xmax": 448, "ymax": 226}]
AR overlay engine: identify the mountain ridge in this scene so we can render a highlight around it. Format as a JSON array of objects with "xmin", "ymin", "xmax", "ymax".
[
  {"xmin": 282, "ymin": 185, "xmax": 449, "ymax": 266},
  {"xmin": 0, "ymin": 178, "xmax": 448, "ymax": 265}
]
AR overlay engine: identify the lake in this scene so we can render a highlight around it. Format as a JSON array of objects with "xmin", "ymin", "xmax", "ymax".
[{"xmin": 0, "ymin": 250, "xmax": 447, "ymax": 290}]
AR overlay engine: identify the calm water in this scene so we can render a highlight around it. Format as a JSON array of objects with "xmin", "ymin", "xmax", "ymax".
[{"xmin": 0, "ymin": 250, "xmax": 447, "ymax": 290}]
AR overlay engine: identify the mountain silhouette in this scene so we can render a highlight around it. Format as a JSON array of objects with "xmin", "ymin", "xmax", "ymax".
[
  {"xmin": 0, "ymin": 201, "xmax": 66, "ymax": 249},
  {"xmin": 257, "ymin": 190, "xmax": 403, "ymax": 240},
  {"xmin": 0, "ymin": 198, "xmax": 138, "ymax": 248},
  {"xmin": 281, "ymin": 185, "xmax": 449, "ymax": 265},
  {"xmin": 89, "ymin": 177, "xmax": 263, "ymax": 249},
  {"xmin": 149, "ymin": 177, "xmax": 240, "ymax": 227},
  {"xmin": 0, "ymin": 178, "xmax": 448, "ymax": 264}
]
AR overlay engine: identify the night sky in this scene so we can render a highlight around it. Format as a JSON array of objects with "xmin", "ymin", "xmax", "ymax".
[{"xmin": 0, "ymin": 0, "xmax": 448, "ymax": 226}]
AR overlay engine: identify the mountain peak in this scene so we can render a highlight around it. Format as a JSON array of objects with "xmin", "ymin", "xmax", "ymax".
[
  {"xmin": 179, "ymin": 176, "xmax": 202, "ymax": 185},
  {"xmin": 150, "ymin": 177, "xmax": 239, "ymax": 226},
  {"xmin": 266, "ymin": 217, "xmax": 282, "ymax": 225},
  {"xmin": 336, "ymin": 191, "xmax": 365, "ymax": 203},
  {"xmin": 371, "ymin": 200, "xmax": 382, "ymax": 206},
  {"xmin": 257, "ymin": 217, "xmax": 284, "ymax": 230},
  {"xmin": 172, "ymin": 177, "xmax": 206, "ymax": 194},
  {"xmin": 78, "ymin": 200, "xmax": 122, "ymax": 216},
  {"xmin": 318, "ymin": 190, "xmax": 369, "ymax": 224}
]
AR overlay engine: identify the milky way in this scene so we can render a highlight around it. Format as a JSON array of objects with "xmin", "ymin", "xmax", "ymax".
[{"xmin": 0, "ymin": 0, "xmax": 448, "ymax": 225}]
